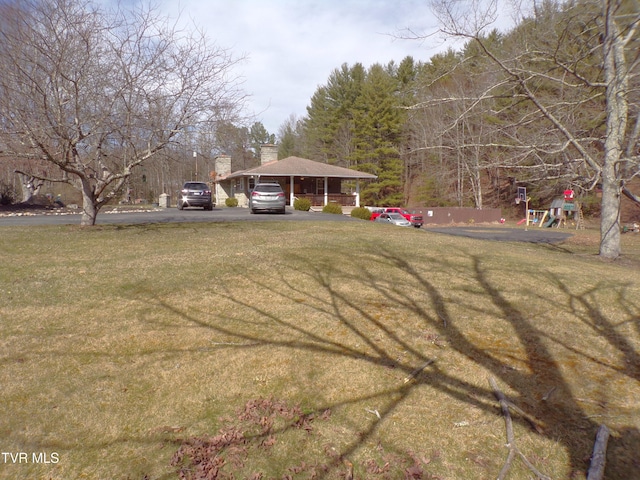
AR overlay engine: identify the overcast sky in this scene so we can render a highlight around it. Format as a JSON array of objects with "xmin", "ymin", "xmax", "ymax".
[{"xmin": 154, "ymin": 0, "xmax": 514, "ymax": 137}]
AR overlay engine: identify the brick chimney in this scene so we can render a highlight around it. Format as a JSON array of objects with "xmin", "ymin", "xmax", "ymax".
[{"xmin": 260, "ymin": 144, "xmax": 278, "ymax": 165}]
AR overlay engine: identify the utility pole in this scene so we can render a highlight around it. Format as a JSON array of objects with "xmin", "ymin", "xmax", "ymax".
[{"xmin": 193, "ymin": 151, "xmax": 198, "ymax": 181}]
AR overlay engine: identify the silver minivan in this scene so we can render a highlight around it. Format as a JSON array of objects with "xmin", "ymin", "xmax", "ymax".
[{"xmin": 249, "ymin": 183, "xmax": 286, "ymax": 214}]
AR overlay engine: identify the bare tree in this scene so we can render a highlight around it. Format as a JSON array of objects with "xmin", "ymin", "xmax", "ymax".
[
  {"xmin": 14, "ymin": 172, "xmax": 45, "ymax": 204},
  {"xmin": 422, "ymin": 0, "xmax": 639, "ymax": 259},
  {"xmin": 404, "ymin": 50, "xmax": 508, "ymax": 208},
  {"xmin": 277, "ymin": 114, "xmax": 306, "ymax": 159},
  {"xmin": 0, "ymin": 0, "xmax": 245, "ymax": 225}
]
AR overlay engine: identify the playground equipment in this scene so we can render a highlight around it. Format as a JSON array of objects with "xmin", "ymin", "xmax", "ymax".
[
  {"xmin": 551, "ymin": 190, "xmax": 585, "ymax": 229},
  {"xmin": 528, "ymin": 209, "xmax": 549, "ymax": 227},
  {"xmin": 515, "ymin": 187, "xmax": 532, "ymax": 230},
  {"xmin": 516, "ymin": 188, "xmax": 585, "ymax": 230}
]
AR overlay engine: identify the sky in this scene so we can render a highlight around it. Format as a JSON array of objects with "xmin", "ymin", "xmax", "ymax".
[{"xmin": 154, "ymin": 0, "xmax": 515, "ymax": 137}]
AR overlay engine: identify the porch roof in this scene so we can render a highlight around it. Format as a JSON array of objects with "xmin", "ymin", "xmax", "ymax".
[{"xmin": 217, "ymin": 156, "xmax": 377, "ymax": 181}]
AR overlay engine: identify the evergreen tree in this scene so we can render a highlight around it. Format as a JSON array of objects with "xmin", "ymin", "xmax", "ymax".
[
  {"xmin": 303, "ymin": 63, "xmax": 365, "ymax": 165},
  {"xmin": 249, "ymin": 122, "xmax": 276, "ymax": 154},
  {"xmin": 352, "ymin": 64, "xmax": 405, "ymax": 205},
  {"xmin": 303, "ymin": 62, "xmax": 407, "ymax": 206}
]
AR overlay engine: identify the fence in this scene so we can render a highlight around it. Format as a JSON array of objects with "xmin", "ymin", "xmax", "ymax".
[{"xmin": 412, "ymin": 207, "xmax": 502, "ymax": 225}]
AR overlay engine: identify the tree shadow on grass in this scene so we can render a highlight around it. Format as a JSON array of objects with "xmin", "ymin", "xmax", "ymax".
[{"xmin": 145, "ymin": 243, "xmax": 639, "ymax": 479}]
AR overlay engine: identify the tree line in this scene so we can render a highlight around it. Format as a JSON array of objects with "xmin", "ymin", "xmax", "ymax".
[{"xmin": 280, "ymin": 0, "xmax": 638, "ymax": 259}]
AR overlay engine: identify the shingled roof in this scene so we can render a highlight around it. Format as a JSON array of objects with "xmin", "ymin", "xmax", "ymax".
[{"xmin": 221, "ymin": 156, "xmax": 376, "ymax": 180}]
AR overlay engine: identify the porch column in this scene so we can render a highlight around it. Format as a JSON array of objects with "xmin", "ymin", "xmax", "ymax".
[
  {"xmin": 355, "ymin": 179, "xmax": 361, "ymax": 207},
  {"xmin": 324, "ymin": 177, "xmax": 328, "ymax": 205},
  {"xmin": 289, "ymin": 175, "xmax": 295, "ymax": 206}
]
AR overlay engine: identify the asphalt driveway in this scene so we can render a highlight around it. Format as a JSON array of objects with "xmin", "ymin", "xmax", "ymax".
[
  {"xmin": 0, "ymin": 206, "xmax": 574, "ymax": 245},
  {"xmin": 425, "ymin": 225, "xmax": 573, "ymax": 244},
  {"xmin": 0, "ymin": 206, "xmax": 360, "ymax": 227}
]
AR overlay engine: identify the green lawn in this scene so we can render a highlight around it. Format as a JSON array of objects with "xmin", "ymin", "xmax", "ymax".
[{"xmin": 1, "ymin": 221, "xmax": 639, "ymax": 479}]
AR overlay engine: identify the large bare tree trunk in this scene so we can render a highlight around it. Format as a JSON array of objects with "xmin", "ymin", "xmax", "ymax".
[
  {"xmin": 80, "ymin": 178, "xmax": 99, "ymax": 226},
  {"xmin": 599, "ymin": 0, "xmax": 629, "ymax": 259},
  {"xmin": 599, "ymin": 164, "xmax": 621, "ymax": 258}
]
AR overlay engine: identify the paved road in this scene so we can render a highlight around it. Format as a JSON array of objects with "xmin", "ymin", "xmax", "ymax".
[{"xmin": 0, "ymin": 206, "xmax": 360, "ymax": 227}]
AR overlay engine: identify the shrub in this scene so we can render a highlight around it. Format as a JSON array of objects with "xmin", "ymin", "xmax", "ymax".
[
  {"xmin": 350, "ymin": 206, "xmax": 371, "ymax": 221},
  {"xmin": 293, "ymin": 197, "xmax": 311, "ymax": 211},
  {"xmin": 225, "ymin": 197, "xmax": 239, "ymax": 207},
  {"xmin": 322, "ymin": 202, "xmax": 342, "ymax": 215},
  {"xmin": 0, "ymin": 182, "xmax": 16, "ymax": 206}
]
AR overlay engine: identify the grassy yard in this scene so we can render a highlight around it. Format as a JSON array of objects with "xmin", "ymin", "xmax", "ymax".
[{"xmin": 1, "ymin": 220, "xmax": 639, "ymax": 479}]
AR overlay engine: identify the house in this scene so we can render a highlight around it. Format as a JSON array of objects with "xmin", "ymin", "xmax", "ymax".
[{"xmin": 213, "ymin": 145, "xmax": 377, "ymax": 208}]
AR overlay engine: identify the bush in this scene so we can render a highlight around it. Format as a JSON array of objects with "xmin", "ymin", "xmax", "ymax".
[
  {"xmin": 293, "ymin": 197, "xmax": 311, "ymax": 211},
  {"xmin": 225, "ymin": 197, "xmax": 239, "ymax": 207},
  {"xmin": 322, "ymin": 202, "xmax": 343, "ymax": 215},
  {"xmin": 0, "ymin": 182, "xmax": 16, "ymax": 206},
  {"xmin": 350, "ymin": 206, "xmax": 371, "ymax": 221}
]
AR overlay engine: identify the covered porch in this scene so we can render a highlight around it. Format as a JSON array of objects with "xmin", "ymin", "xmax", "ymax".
[
  {"xmin": 261, "ymin": 175, "xmax": 362, "ymax": 207},
  {"xmin": 294, "ymin": 193, "xmax": 358, "ymax": 206}
]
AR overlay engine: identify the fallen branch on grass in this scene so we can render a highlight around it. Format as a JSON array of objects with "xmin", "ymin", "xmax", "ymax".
[
  {"xmin": 403, "ymin": 358, "xmax": 436, "ymax": 384},
  {"xmin": 365, "ymin": 408, "xmax": 381, "ymax": 419},
  {"xmin": 489, "ymin": 376, "xmax": 551, "ymax": 480},
  {"xmin": 504, "ymin": 399, "xmax": 545, "ymax": 434},
  {"xmin": 586, "ymin": 424, "xmax": 610, "ymax": 480}
]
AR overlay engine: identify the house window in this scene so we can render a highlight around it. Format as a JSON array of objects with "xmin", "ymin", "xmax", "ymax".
[{"xmin": 248, "ymin": 177, "xmax": 255, "ymax": 191}]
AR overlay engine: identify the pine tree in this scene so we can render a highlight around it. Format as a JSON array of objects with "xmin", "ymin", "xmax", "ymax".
[
  {"xmin": 303, "ymin": 63, "xmax": 365, "ymax": 165},
  {"xmin": 351, "ymin": 64, "xmax": 405, "ymax": 205}
]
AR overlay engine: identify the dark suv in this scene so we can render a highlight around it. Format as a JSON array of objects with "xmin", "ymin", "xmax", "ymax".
[
  {"xmin": 177, "ymin": 182, "xmax": 213, "ymax": 210},
  {"xmin": 249, "ymin": 183, "xmax": 286, "ymax": 214}
]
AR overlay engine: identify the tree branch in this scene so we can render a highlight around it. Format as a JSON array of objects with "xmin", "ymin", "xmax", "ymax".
[
  {"xmin": 586, "ymin": 424, "xmax": 611, "ymax": 480},
  {"xmin": 489, "ymin": 376, "xmax": 551, "ymax": 480}
]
